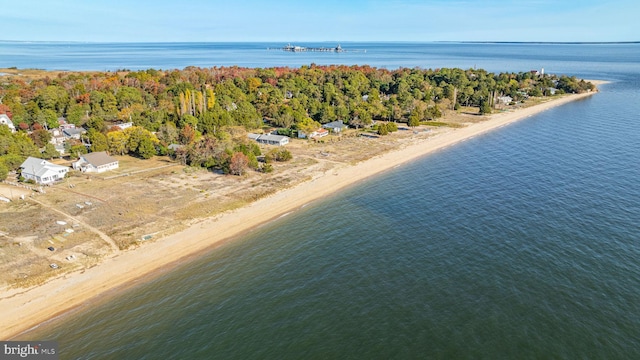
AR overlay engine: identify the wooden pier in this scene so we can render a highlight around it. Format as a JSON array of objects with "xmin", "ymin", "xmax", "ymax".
[{"xmin": 267, "ymin": 44, "xmax": 365, "ymax": 53}]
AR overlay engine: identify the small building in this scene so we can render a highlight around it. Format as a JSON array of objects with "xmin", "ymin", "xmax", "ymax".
[
  {"xmin": 73, "ymin": 152, "xmax": 119, "ymax": 173},
  {"xmin": 0, "ymin": 114, "xmax": 15, "ymax": 133},
  {"xmin": 49, "ymin": 128, "xmax": 66, "ymax": 145},
  {"xmin": 248, "ymin": 133, "xmax": 290, "ymax": 146},
  {"xmin": 114, "ymin": 122, "xmax": 133, "ymax": 130},
  {"xmin": 322, "ymin": 120, "xmax": 347, "ymax": 133},
  {"xmin": 20, "ymin": 157, "xmax": 69, "ymax": 185},
  {"xmin": 58, "ymin": 117, "xmax": 76, "ymax": 130},
  {"xmin": 298, "ymin": 128, "xmax": 329, "ymax": 139},
  {"xmin": 496, "ymin": 96, "xmax": 513, "ymax": 105},
  {"xmin": 167, "ymin": 144, "xmax": 185, "ymax": 152}
]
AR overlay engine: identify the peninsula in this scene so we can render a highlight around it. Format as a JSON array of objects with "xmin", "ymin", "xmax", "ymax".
[{"xmin": 0, "ymin": 66, "xmax": 600, "ymax": 339}]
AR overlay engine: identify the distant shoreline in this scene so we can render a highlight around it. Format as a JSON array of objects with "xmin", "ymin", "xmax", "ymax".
[
  {"xmin": 1, "ymin": 40, "xmax": 638, "ymax": 44},
  {"xmin": 0, "ymin": 87, "xmax": 602, "ymax": 340}
]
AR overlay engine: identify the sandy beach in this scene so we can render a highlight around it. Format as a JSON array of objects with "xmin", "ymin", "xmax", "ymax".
[{"xmin": 0, "ymin": 89, "xmax": 600, "ymax": 340}]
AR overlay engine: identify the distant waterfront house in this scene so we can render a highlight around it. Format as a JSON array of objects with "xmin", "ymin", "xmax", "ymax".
[
  {"xmin": 298, "ymin": 128, "xmax": 329, "ymax": 139},
  {"xmin": 58, "ymin": 117, "xmax": 76, "ymax": 130},
  {"xmin": 167, "ymin": 144, "xmax": 184, "ymax": 151},
  {"xmin": 322, "ymin": 120, "xmax": 347, "ymax": 133},
  {"xmin": 49, "ymin": 129, "xmax": 66, "ymax": 145},
  {"xmin": 113, "ymin": 122, "xmax": 133, "ymax": 130},
  {"xmin": 496, "ymin": 96, "xmax": 513, "ymax": 105},
  {"xmin": 20, "ymin": 157, "xmax": 69, "ymax": 185},
  {"xmin": 73, "ymin": 152, "xmax": 119, "ymax": 173},
  {"xmin": 0, "ymin": 114, "xmax": 15, "ymax": 133},
  {"xmin": 62, "ymin": 127, "xmax": 85, "ymax": 140},
  {"xmin": 248, "ymin": 133, "xmax": 290, "ymax": 146}
]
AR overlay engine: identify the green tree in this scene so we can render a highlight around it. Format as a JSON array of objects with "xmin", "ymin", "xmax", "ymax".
[
  {"xmin": 66, "ymin": 103, "xmax": 89, "ymax": 125},
  {"xmin": 1, "ymin": 154, "xmax": 26, "ymax": 171},
  {"xmin": 232, "ymin": 101, "xmax": 261, "ymax": 128},
  {"xmin": 116, "ymin": 86, "xmax": 144, "ymax": 109},
  {"xmin": 178, "ymin": 114, "xmax": 199, "ymax": 130},
  {"xmin": 479, "ymin": 99, "xmax": 492, "ymax": 115},
  {"xmin": 125, "ymin": 126, "xmax": 158, "ymax": 158},
  {"xmin": 36, "ymin": 109, "xmax": 59, "ymax": 130},
  {"xmin": 36, "ymin": 85, "xmax": 69, "ymax": 115},
  {"xmin": 0, "ymin": 162, "xmax": 8, "ymax": 181},
  {"xmin": 408, "ymin": 108, "xmax": 421, "ymax": 127},
  {"xmin": 265, "ymin": 148, "xmax": 292, "ymax": 162},
  {"xmin": 41, "ymin": 143, "xmax": 60, "ymax": 159},
  {"xmin": 426, "ymin": 105, "xmax": 442, "ymax": 120},
  {"xmin": 277, "ymin": 148, "xmax": 292, "ymax": 161},
  {"xmin": 8, "ymin": 132, "xmax": 40, "ymax": 158},
  {"xmin": 107, "ymin": 131, "xmax": 128, "ymax": 155},
  {"xmin": 85, "ymin": 116, "xmax": 105, "ymax": 132},
  {"xmin": 273, "ymin": 105, "xmax": 295, "ymax": 129},
  {"xmin": 350, "ymin": 104, "xmax": 373, "ymax": 129},
  {"xmin": 136, "ymin": 136, "xmax": 156, "ymax": 159},
  {"xmin": 377, "ymin": 122, "xmax": 389, "ymax": 136},
  {"xmin": 90, "ymin": 91, "xmax": 118, "ymax": 121},
  {"xmin": 70, "ymin": 144, "xmax": 88, "ymax": 158},
  {"xmin": 87, "ymin": 129, "xmax": 109, "ymax": 152}
]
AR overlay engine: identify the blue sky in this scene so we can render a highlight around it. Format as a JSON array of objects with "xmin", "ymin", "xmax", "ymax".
[{"xmin": 2, "ymin": 0, "xmax": 637, "ymax": 42}]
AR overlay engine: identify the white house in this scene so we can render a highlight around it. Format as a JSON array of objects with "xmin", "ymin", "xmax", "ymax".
[
  {"xmin": 62, "ymin": 128, "xmax": 85, "ymax": 140},
  {"xmin": 50, "ymin": 129, "xmax": 65, "ymax": 144},
  {"xmin": 496, "ymin": 96, "xmax": 513, "ymax": 105},
  {"xmin": 20, "ymin": 157, "xmax": 69, "ymax": 185},
  {"xmin": 298, "ymin": 128, "xmax": 329, "ymax": 139},
  {"xmin": 113, "ymin": 122, "xmax": 133, "ymax": 130},
  {"xmin": 73, "ymin": 152, "xmax": 119, "ymax": 173},
  {"xmin": 248, "ymin": 133, "xmax": 289, "ymax": 146},
  {"xmin": 58, "ymin": 117, "xmax": 76, "ymax": 130},
  {"xmin": 0, "ymin": 114, "xmax": 15, "ymax": 133},
  {"xmin": 322, "ymin": 120, "xmax": 347, "ymax": 133}
]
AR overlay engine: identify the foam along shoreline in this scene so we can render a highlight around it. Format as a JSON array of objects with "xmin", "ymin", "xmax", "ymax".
[{"xmin": 0, "ymin": 89, "xmax": 600, "ymax": 340}]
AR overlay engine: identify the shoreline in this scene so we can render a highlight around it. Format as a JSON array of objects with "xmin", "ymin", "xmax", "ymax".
[{"xmin": 0, "ymin": 90, "xmax": 600, "ymax": 340}]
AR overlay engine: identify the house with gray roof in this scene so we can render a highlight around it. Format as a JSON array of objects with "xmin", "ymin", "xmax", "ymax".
[
  {"xmin": 322, "ymin": 120, "xmax": 347, "ymax": 133},
  {"xmin": 248, "ymin": 133, "xmax": 290, "ymax": 146},
  {"xmin": 62, "ymin": 127, "xmax": 85, "ymax": 140},
  {"xmin": 73, "ymin": 152, "xmax": 119, "ymax": 173},
  {"xmin": 20, "ymin": 157, "xmax": 69, "ymax": 185}
]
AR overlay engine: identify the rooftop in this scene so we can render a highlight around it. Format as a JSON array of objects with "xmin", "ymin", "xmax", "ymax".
[{"xmin": 82, "ymin": 152, "xmax": 118, "ymax": 166}]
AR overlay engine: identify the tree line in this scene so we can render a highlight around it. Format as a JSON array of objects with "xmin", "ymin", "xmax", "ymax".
[{"xmin": 0, "ymin": 65, "xmax": 594, "ymax": 178}]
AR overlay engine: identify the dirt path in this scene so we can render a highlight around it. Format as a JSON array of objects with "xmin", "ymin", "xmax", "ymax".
[{"xmin": 26, "ymin": 197, "xmax": 120, "ymax": 253}]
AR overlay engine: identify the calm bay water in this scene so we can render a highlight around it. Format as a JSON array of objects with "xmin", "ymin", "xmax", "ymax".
[{"xmin": 9, "ymin": 42, "xmax": 640, "ymax": 359}]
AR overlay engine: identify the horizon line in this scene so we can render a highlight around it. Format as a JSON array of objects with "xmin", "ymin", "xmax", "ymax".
[{"xmin": 1, "ymin": 40, "xmax": 639, "ymax": 45}]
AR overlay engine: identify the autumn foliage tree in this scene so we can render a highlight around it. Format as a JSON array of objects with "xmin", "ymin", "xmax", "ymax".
[
  {"xmin": 228, "ymin": 152, "xmax": 248, "ymax": 176},
  {"xmin": 0, "ymin": 63, "xmax": 595, "ymax": 177}
]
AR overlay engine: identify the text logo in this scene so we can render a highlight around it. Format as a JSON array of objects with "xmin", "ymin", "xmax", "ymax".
[{"xmin": 1, "ymin": 342, "xmax": 57, "ymax": 360}]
